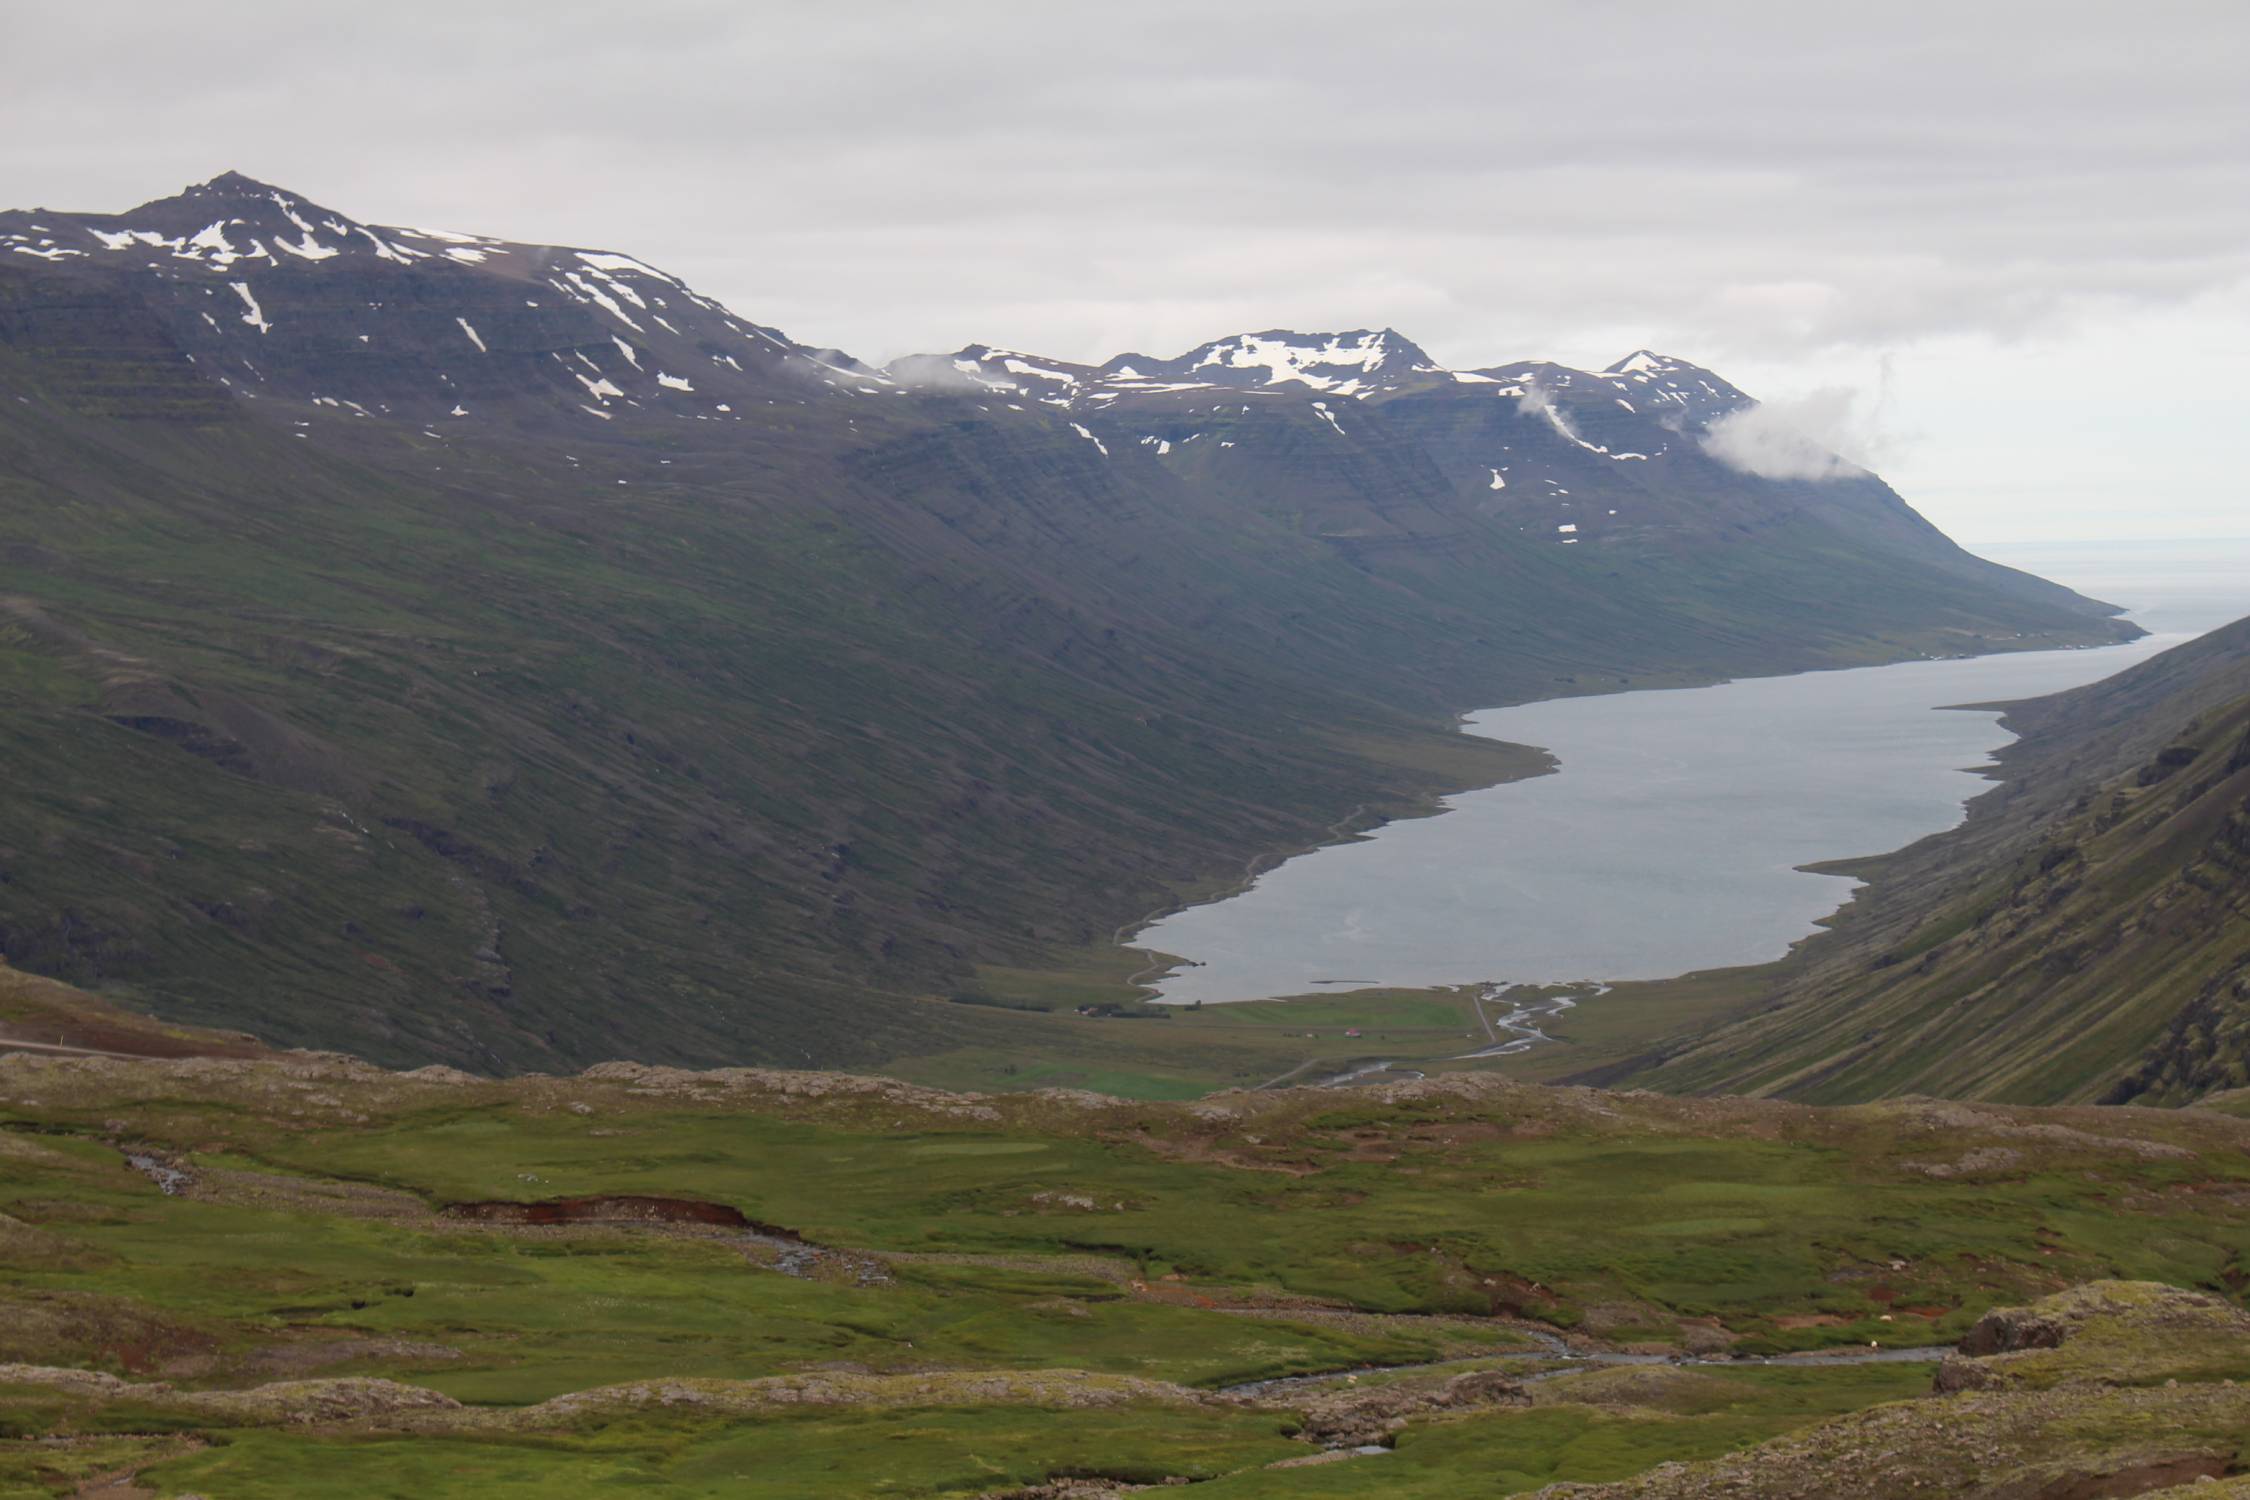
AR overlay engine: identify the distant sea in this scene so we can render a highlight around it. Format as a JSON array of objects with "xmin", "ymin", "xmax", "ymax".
[{"xmin": 1971, "ymin": 537, "xmax": 2250, "ymax": 640}]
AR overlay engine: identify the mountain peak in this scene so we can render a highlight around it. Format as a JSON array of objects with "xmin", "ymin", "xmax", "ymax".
[
  {"xmin": 1605, "ymin": 349, "xmax": 1699, "ymax": 377},
  {"xmin": 191, "ymin": 169, "xmax": 291, "ymax": 197},
  {"xmin": 124, "ymin": 171, "xmax": 350, "ymax": 225},
  {"xmin": 1165, "ymin": 327, "xmax": 1444, "ymax": 394},
  {"xmin": 0, "ymin": 172, "xmax": 879, "ymax": 424},
  {"xmin": 22, "ymin": 172, "xmax": 419, "ymax": 278},
  {"xmin": 1595, "ymin": 350, "xmax": 1750, "ymax": 415}
]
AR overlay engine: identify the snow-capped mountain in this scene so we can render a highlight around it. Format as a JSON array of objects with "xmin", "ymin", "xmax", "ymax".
[
  {"xmin": 883, "ymin": 327, "xmax": 1795, "ymax": 553},
  {"xmin": 0, "ymin": 172, "xmax": 1987, "ymax": 562},
  {"xmin": 1102, "ymin": 328, "xmax": 1448, "ymax": 396},
  {"xmin": 1455, "ymin": 351, "xmax": 1751, "ymax": 422},
  {"xmin": 5, "ymin": 172, "xmax": 1783, "ymax": 523},
  {"xmin": 897, "ymin": 346, "xmax": 1100, "ymax": 405},
  {"xmin": 909, "ymin": 329, "xmax": 1452, "ymax": 407},
  {"xmin": 0, "ymin": 171, "xmax": 891, "ymax": 424}
]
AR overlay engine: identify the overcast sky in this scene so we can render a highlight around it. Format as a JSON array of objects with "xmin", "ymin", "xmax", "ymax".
[{"xmin": 6, "ymin": 2, "xmax": 2245, "ymax": 541}]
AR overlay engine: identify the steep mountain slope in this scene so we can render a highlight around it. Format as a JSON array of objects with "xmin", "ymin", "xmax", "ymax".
[
  {"xmin": 1600, "ymin": 615, "xmax": 2250, "ymax": 1104},
  {"xmin": 0, "ymin": 174, "xmax": 2137, "ymax": 1072}
]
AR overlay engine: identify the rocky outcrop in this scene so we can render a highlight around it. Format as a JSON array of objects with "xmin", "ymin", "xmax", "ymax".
[
  {"xmin": 1933, "ymin": 1282, "xmax": 2250, "ymax": 1396},
  {"xmin": 1959, "ymin": 1305, "xmax": 2070, "ymax": 1357},
  {"xmin": 1294, "ymin": 1367, "xmax": 1530, "ymax": 1447}
]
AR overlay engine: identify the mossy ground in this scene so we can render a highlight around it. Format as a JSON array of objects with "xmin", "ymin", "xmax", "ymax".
[
  {"xmin": 1, "ymin": 1051, "xmax": 2245, "ymax": 1493},
  {"xmin": 882, "ymin": 982, "xmax": 1496, "ymax": 1099}
]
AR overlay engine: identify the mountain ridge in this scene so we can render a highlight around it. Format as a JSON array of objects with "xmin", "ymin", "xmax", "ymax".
[
  {"xmin": 0, "ymin": 174, "xmax": 2144, "ymax": 1075},
  {"xmin": 0, "ymin": 173, "xmax": 1947, "ymax": 512}
]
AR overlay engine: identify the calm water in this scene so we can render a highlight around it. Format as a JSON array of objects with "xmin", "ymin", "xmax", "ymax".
[{"xmin": 1138, "ymin": 539, "xmax": 2250, "ymax": 1004}]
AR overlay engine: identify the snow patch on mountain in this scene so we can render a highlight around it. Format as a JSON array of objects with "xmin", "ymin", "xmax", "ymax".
[
  {"xmin": 578, "ymin": 251, "xmax": 679, "ymax": 285},
  {"xmin": 230, "ymin": 282, "xmax": 271, "ymax": 334},
  {"xmin": 1188, "ymin": 329, "xmax": 1435, "ymax": 393},
  {"xmin": 1519, "ymin": 383, "xmax": 1647, "ymax": 460}
]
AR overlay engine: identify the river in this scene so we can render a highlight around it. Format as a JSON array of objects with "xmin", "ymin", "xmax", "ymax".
[{"xmin": 1135, "ymin": 539, "xmax": 2250, "ymax": 1006}]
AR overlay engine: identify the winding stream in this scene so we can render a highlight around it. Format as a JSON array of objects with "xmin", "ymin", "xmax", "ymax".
[{"xmin": 1219, "ymin": 1325, "xmax": 1949, "ymax": 1401}]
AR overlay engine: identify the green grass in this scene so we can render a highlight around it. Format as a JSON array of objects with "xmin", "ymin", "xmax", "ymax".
[
  {"xmin": 3, "ymin": 1365, "xmax": 1943, "ymax": 1500},
  {"xmin": 1190, "ymin": 992, "xmax": 1479, "ymax": 1031},
  {"xmin": 137, "ymin": 1404, "xmax": 1302, "ymax": 1499},
  {"xmin": 9, "ymin": 1058, "xmax": 2246, "ymax": 1374},
  {"xmin": 2, "ymin": 1052, "xmax": 2245, "ymax": 1495},
  {"xmin": 880, "ymin": 986, "xmax": 1492, "ymax": 1099},
  {"xmin": 0, "ymin": 1130, "xmax": 1499, "ymax": 1404}
]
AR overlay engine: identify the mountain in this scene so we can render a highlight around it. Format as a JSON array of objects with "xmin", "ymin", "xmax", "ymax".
[
  {"xmin": 1096, "ymin": 327, "xmax": 1451, "ymax": 395},
  {"xmin": 900, "ymin": 330, "xmax": 2099, "ymax": 623},
  {"xmin": 1593, "ymin": 615, "xmax": 2250, "ymax": 1104},
  {"xmin": 0, "ymin": 173, "xmax": 2138, "ymax": 1074},
  {"xmin": 0, "ymin": 170, "xmax": 867, "ymax": 421},
  {"xmin": 927, "ymin": 328, "xmax": 1446, "ymax": 403}
]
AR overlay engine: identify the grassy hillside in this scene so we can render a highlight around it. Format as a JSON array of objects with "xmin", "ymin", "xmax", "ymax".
[
  {"xmin": 0, "ymin": 1035, "xmax": 2243, "ymax": 1496},
  {"xmin": 1561, "ymin": 616, "xmax": 2250, "ymax": 1105}
]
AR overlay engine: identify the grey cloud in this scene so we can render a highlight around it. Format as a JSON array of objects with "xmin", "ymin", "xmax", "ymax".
[
  {"xmin": 883, "ymin": 352, "xmax": 1009, "ymax": 394},
  {"xmin": 1700, "ymin": 391, "xmax": 1877, "ymax": 482},
  {"xmin": 5, "ymin": 1, "xmax": 2247, "ymax": 373}
]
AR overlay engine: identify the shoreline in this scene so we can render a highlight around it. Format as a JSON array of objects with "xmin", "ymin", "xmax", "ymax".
[{"xmin": 1116, "ymin": 622, "xmax": 2159, "ymax": 1020}]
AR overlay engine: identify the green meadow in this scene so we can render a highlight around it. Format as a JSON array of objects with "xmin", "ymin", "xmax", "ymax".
[{"xmin": 1, "ymin": 1051, "xmax": 2244, "ymax": 1495}]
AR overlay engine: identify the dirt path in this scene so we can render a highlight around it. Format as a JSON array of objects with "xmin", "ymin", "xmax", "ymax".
[
  {"xmin": 0, "ymin": 1036, "xmax": 145, "ymax": 1060},
  {"xmin": 1472, "ymin": 986, "xmax": 1499, "ymax": 1045}
]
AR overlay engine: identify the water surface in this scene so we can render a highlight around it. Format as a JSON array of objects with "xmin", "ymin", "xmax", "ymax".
[{"xmin": 1139, "ymin": 539, "xmax": 2250, "ymax": 1005}]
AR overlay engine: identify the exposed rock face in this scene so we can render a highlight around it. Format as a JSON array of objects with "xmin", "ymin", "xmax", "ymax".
[
  {"xmin": 1959, "ymin": 1306, "xmax": 2070, "ymax": 1357},
  {"xmin": 1931, "ymin": 1354, "xmax": 2004, "ymax": 1392},
  {"xmin": 1934, "ymin": 1282, "xmax": 2250, "ymax": 1397}
]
